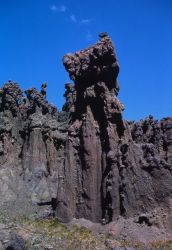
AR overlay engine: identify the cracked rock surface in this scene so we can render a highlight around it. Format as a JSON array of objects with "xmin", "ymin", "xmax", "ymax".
[{"xmin": 0, "ymin": 33, "xmax": 172, "ymax": 248}]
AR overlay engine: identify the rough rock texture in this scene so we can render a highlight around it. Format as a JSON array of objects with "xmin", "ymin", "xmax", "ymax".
[
  {"xmin": 0, "ymin": 33, "xmax": 172, "ymax": 247},
  {"xmin": 0, "ymin": 80, "xmax": 69, "ymax": 219},
  {"xmin": 59, "ymin": 33, "xmax": 172, "ymax": 228}
]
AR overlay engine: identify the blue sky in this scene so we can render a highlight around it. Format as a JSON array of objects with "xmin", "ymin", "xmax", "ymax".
[{"xmin": 0, "ymin": 0, "xmax": 171, "ymax": 120}]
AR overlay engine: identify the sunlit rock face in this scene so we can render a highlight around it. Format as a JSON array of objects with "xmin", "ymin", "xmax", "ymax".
[
  {"xmin": 0, "ymin": 34, "xmax": 171, "ymax": 235},
  {"xmin": 58, "ymin": 33, "xmax": 172, "ymax": 227},
  {"xmin": 60, "ymin": 33, "xmax": 125, "ymax": 222}
]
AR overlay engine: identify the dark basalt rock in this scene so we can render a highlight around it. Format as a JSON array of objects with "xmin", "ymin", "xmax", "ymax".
[
  {"xmin": 63, "ymin": 32, "xmax": 120, "ymax": 96},
  {"xmin": 56, "ymin": 34, "xmax": 172, "ymax": 227},
  {"xmin": 0, "ymin": 33, "xmax": 172, "ymax": 244},
  {"xmin": 6, "ymin": 234, "xmax": 27, "ymax": 250}
]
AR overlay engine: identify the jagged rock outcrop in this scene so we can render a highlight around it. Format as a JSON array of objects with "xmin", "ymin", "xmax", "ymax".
[
  {"xmin": 56, "ymin": 33, "xmax": 172, "ymax": 228},
  {"xmin": 0, "ymin": 81, "xmax": 69, "ymax": 218},
  {"xmin": 59, "ymin": 32, "xmax": 125, "ymax": 223},
  {"xmin": 0, "ymin": 33, "xmax": 172, "ymax": 245}
]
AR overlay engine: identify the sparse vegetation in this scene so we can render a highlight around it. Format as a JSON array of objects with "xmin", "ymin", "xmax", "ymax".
[
  {"xmin": 18, "ymin": 217, "xmax": 109, "ymax": 249},
  {"xmin": 0, "ymin": 213, "xmax": 172, "ymax": 249},
  {"xmin": 148, "ymin": 240, "xmax": 172, "ymax": 250}
]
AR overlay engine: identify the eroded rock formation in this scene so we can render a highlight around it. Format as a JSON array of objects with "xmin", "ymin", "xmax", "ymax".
[
  {"xmin": 57, "ymin": 33, "xmax": 172, "ymax": 228},
  {"xmin": 0, "ymin": 33, "xmax": 172, "ymax": 243},
  {"xmin": 59, "ymin": 32, "xmax": 125, "ymax": 223}
]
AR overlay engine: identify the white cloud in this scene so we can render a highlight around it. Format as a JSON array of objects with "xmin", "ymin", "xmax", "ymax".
[
  {"xmin": 70, "ymin": 14, "xmax": 77, "ymax": 23},
  {"xmin": 50, "ymin": 6, "xmax": 92, "ymax": 27},
  {"xmin": 80, "ymin": 19, "xmax": 92, "ymax": 25},
  {"xmin": 50, "ymin": 5, "xmax": 67, "ymax": 12}
]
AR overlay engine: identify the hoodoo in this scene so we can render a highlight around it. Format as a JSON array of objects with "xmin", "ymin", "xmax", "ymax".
[{"xmin": 0, "ymin": 34, "xmax": 172, "ymax": 247}]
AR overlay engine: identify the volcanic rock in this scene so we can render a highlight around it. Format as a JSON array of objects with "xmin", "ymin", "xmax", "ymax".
[{"xmin": 0, "ymin": 33, "xmax": 171, "ymax": 247}]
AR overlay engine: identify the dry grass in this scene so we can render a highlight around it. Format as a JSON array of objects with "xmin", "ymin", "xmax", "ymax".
[{"xmin": 1, "ymin": 214, "xmax": 172, "ymax": 250}]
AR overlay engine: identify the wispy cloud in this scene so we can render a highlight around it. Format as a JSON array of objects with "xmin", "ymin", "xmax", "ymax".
[
  {"xmin": 50, "ymin": 5, "xmax": 67, "ymax": 12},
  {"xmin": 86, "ymin": 31, "xmax": 93, "ymax": 41},
  {"xmin": 70, "ymin": 14, "xmax": 77, "ymax": 23},
  {"xmin": 49, "ymin": 5, "xmax": 92, "ymax": 27},
  {"xmin": 80, "ymin": 19, "xmax": 92, "ymax": 25}
]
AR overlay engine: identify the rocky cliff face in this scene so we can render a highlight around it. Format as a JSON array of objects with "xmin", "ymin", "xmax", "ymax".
[
  {"xmin": 58, "ymin": 33, "xmax": 172, "ymax": 228},
  {"xmin": 0, "ymin": 33, "xmax": 172, "ymax": 242}
]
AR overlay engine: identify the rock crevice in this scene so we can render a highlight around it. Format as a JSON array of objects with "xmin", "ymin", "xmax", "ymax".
[{"xmin": 0, "ymin": 34, "xmax": 171, "ymax": 240}]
